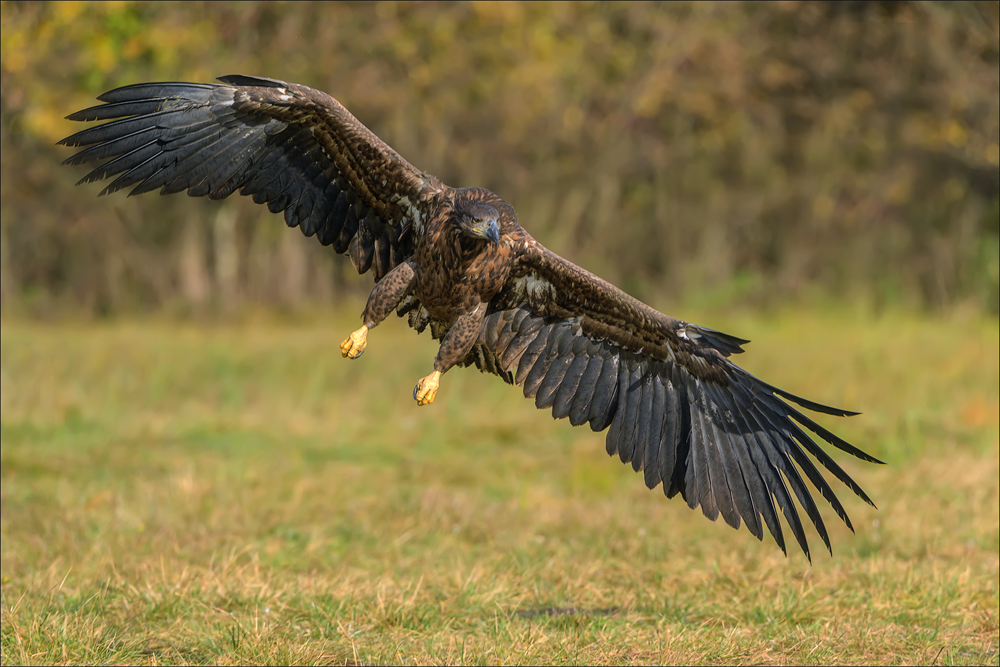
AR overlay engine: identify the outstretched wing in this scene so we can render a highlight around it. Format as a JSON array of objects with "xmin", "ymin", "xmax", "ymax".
[
  {"xmin": 59, "ymin": 75, "xmax": 445, "ymax": 280},
  {"xmin": 464, "ymin": 233, "xmax": 881, "ymax": 560}
]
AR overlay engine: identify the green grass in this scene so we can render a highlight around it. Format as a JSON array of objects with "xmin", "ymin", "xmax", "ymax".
[{"xmin": 1, "ymin": 306, "xmax": 998, "ymax": 665}]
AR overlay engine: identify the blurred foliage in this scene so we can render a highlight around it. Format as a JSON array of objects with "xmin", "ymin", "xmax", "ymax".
[{"xmin": 1, "ymin": 0, "xmax": 998, "ymax": 316}]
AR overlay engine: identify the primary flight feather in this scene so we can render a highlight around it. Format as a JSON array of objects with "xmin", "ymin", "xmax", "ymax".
[{"xmin": 60, "ymin": 75, "xmax": 881, "ymax": 559}]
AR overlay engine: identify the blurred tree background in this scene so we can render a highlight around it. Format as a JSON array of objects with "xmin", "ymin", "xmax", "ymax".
[{"xmin": 1, "ymin": 0, "xmax": 997, "ymax": 317}]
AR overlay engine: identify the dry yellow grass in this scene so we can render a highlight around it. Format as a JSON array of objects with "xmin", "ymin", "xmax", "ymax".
[{"xmin": 1, "ymin": 306, "xmax": 997, "ymax": 665}]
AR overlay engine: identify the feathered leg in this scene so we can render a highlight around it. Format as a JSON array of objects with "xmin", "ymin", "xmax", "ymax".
[
  {"xmin": 341, "ymin": 259, "xmax": 417, "ymax": 359},
  {"xmin": 414, "ymin": 302, "xmax": 487, "ymax": 405}
]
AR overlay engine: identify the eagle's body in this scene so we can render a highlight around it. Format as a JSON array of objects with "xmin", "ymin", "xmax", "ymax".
[
  {"xmin": 60, "ymin": 75, "xmax": 881, "ymax": 559},
  {"xmin": 411, "ymin": 189, "xmax": 515, "ymax": 330}
]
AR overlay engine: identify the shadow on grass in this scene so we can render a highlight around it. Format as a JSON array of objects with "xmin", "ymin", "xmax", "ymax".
[{"xmin": 514, "ymin": 606, "xmax": 620, "ymax": 619}]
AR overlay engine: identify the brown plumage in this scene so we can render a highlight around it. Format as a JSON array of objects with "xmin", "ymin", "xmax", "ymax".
[{"xmin": 60, "ymin": 75, "xmax": 882, "ymax": 559}]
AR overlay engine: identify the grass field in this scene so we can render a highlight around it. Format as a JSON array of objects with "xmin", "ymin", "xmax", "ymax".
[{"xmin": 1, "ymin": 305, "xmax": 997, "ymax": 665}]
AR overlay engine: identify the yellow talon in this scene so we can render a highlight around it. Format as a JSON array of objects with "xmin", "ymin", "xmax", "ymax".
[
  {"xmin": 340, "ymin": 325, "xmax": 369, "ymax": 359},
  {"xmin": 413, "ymin": 371, "xmax": 441, "ymax": 406}
]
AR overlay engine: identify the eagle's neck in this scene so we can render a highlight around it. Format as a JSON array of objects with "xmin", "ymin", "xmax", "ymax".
[
  {"xmin": 423, "ymin": 214, "xmax": 486, "ymax": 277},
  {"xmin": 448, "ymin": 229, "xmax": 489, "ymax": 273}
]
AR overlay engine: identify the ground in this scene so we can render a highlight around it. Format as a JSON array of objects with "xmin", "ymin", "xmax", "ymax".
[{"xmin": 1, "ymin": 304, "xmax": 997, "ymax": 665}]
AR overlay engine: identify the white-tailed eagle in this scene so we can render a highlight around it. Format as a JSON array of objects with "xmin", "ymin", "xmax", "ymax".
[{"xmin": 60, "ymin": 75, "xmax": 881, "ymax": 559}]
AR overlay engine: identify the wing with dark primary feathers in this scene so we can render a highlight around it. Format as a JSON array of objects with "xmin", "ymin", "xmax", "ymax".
[
  {"xmin": 58, "ymin": 75, "xmax": 445, "ymax": 281},
  {"xmin": 460, "ymin": 233, "xmax": 882, "ymax": 560}
]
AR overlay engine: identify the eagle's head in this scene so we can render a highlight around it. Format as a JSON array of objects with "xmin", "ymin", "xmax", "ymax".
[{"xmin": 456, "ymin": 202, "xmax": 501, "ymax": 246}]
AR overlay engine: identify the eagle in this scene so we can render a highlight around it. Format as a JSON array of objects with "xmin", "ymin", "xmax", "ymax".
[{"xmin": 59, "ymin": 75, "xmax": 881, "ymax": 560}]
